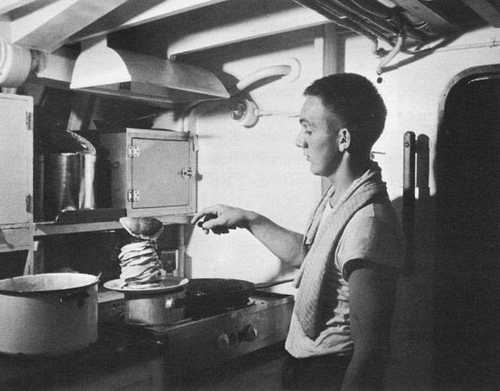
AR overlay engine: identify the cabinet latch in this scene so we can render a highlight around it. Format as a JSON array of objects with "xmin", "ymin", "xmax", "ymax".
[
  {"xmin": 180, "ymin": 167, "xmax": 193, "ymax": 178},
  {"xmin": 127, "ymin": 189, "xmax": 140, "ymax": 202},
  {"xmin": 25, "ymin": 194, "xmax": 33, "ymax": 214},
  {"xmin": 25, "ymin": 111, "xmax": 33, "ymax": 131},
  {"xmin": 127, "ymin": 145, "xmax": 140, "ymax": 158}
]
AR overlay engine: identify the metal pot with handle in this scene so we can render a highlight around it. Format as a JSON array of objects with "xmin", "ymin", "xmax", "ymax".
[{"xmin": 0, "ymin": 273, "xmax": 99, "ymax": 355}]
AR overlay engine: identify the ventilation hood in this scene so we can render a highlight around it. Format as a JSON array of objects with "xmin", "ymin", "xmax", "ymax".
[{"xmin": 70, "ymin": 38, "xmax": 229, "ymax": 105}]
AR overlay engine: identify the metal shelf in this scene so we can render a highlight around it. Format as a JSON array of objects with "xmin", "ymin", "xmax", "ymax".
[{"xmin": 34, "ymin": 214, "xmax": 192, "ymax": 237}]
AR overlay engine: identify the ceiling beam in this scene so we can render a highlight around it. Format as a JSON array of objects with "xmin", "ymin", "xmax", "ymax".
[
  {"xmin": 0, "ymin": 0, "xmax": 40, "ymax": 15},
  {"xmin": 11, "ymin": 0, "xmax": 130, "ymax": 52},
  {"xmin": 462, "ymin": 0, "xmax": 500, "ymax": 27},
  {"xmin": 167, "ymin": 5, "xmax": 329, "ymax": 57},
  {"xmin": 67, "ymin": 0, "xmax": 231, "ymax": 43}
]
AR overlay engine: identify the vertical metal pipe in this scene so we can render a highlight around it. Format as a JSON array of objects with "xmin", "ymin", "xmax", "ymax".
[
  {"xmin": 416, "ymin": 134, "xmax": 430, "ymax": 200},
  {"xmin": 403, "ymin": 131, "xmax": 416, "ymax": 273}
]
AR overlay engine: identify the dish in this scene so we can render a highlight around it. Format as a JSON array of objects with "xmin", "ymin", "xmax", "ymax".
[{"xmin": 103, "ymin": 277, "xmax": 189, "ymax": 293}]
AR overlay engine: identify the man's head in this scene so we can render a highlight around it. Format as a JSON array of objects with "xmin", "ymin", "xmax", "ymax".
[{"xmin": 297, "ymin": 73, "xmax": 386, "ymax": 177}]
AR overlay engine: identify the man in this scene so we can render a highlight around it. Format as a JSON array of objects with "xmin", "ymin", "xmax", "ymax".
[{"xmin": 191, "ymin": 73, "xmax": 403, "ymax": 390}]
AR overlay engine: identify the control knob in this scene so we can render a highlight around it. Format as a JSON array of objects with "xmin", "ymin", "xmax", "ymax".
[{"xmin": 239, "ymin": 324, "xmax": 258, "ymax": 342}]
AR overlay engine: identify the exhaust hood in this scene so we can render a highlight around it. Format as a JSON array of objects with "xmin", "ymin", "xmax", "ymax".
[{"xmin": 70, "ymin": 39, "xmax": 229, "ymax": 105}]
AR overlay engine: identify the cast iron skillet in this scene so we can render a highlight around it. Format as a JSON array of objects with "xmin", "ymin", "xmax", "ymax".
[{"xmin": 185, "ymin": 278, "xmax": 293, "ymax": 314}]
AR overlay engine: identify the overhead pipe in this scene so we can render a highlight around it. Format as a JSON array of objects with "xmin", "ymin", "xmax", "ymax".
[
  {"xmin": 236, "ymin": 64, "xmax": 292, "ymax": 92},
  {"xmin": 295, "ymin": 0, "xmax": 385, "ymax": 55},
  {"xmin": 314, "ymin": 0, "xmax": 393, "ymax": 45},
  {"xmin": 350, "ymin": 0, "xmax": 393, "ymax": 19},
  {"xmin": 348, "ymin": 0, "xmax": 427, "ymax": 42},
  {"xmin": 328, "ymin": 0, "xmax": 398, "ymax": 37},
  {"xmin": 376, "ymin": 32, "xmax": 404, "ymax": 75},
  {"xmin": 0, "ymin": 40, "xmax": 34, "ymax": 87}
]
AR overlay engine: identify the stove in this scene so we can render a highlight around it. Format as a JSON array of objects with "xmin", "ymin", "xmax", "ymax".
[
  {"xmin": 0, "ymin": 291, "xmax": 293, "ymax": 390},
  {"xmin": 99, "ymin": 290, "xmax": 294, "ymax": 371}
]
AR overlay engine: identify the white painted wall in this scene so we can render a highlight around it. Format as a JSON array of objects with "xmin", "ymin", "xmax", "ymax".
[
  {"xmin": 345, "ymin": 27, "xmax": 500, "ymax": 199},
  {"xmin": 184, "ymin": 30, "xmax": 324, "ymax": 285}
]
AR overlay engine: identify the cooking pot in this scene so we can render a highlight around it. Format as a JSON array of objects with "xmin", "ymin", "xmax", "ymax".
[
  {"xmin": 42, "ymin": 130, "xmax": 97, "ymax": 219},
  {"xmin": 0, "ymin": 273, "xmax": 99, "ymax": 355}
]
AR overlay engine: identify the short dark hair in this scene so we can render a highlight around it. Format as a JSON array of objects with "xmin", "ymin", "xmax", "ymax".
[{"xmin": 304, "ymin": 73, "xmax": 386, "ymax": 153}]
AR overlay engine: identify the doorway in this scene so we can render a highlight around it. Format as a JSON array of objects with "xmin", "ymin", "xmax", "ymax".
[{"xmin": 434, "ymin": 66, "xmax": 500, "ymax": 389}]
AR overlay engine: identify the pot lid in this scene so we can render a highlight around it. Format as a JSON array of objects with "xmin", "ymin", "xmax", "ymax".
[
  {"xmin": 43, "ymin": 130, "xmax": 96, "ymax": 155},
  {"xmin": 0, "ymin": 273, "xmax": 99, "ymax": 295}
]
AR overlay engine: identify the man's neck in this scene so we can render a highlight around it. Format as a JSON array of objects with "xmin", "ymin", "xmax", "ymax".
[{"xmin": 327, "ymin": 156, "xmax": 371, "ymax": 202}]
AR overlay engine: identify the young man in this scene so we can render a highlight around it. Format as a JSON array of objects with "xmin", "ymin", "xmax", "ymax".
[{"xmin": 191, "ymin": 73, "xmax": 403, "ymax": 390}]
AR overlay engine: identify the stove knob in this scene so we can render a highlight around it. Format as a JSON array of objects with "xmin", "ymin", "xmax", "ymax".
[
  {"xmin": 217, "ymin": 333, "xmax": 231, "ymax": 349},
  {"xmin": 240, "ymin": 324, "xmax": 258, "ymax": 342}
]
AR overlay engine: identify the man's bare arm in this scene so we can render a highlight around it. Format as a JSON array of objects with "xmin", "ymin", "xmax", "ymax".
[
  {"xmin": 192, "ymin": 204, "xmax": 305, "ymax": 267},
  {"xmin": 341, "ymin": 261, "xmax": 397, "ymax": 391}
]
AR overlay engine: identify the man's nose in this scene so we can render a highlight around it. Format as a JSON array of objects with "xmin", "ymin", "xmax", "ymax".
[{"xmin": 296, "ymin": 130, "xmax": 306, "ymax": 148}]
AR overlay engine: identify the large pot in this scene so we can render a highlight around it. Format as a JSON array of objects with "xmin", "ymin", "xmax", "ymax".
[
  {"xmin": 42, "ymin": 130, "xmax": 97, "ymax": 219},
  {"xmin": 124, "ymin": 287, "xmax": 186, "ymax": 325},
  {"xmin": 0, "ymin": 273, "xmax": 99, "ymax": 355}
]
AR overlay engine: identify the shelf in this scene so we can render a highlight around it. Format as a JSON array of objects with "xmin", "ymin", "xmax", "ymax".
[{"xmin": 34, "ymin": 214, "xmax": 192, "ymax": 237}]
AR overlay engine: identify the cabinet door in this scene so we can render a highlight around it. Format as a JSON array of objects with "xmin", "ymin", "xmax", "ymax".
[
  {"xmin": 0, "ymin": 94, "xmax": 33, "ymax": 225},
  {"xmin": 131, "ymin": 138, "xmax": 191, "ymax": 209}
]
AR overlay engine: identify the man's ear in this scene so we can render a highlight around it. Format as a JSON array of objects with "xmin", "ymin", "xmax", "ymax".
[{"xmin": 338, "ymin": 128, "xmax": 351, "ymax": 152}]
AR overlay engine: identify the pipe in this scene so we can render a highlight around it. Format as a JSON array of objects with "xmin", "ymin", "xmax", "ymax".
[
  {"xmin": 236, "ymin": 64, "xmax": 292, "ymax": 92},
  {"xmin": 329, "ymin": 0, "xmax": 397, "ymax": 37},
  {"xmin": 0, "ymin": 39, "xmax": 33, "ymax": 87},
  {"xmin": 376, "ymin": 33, "xmax": 404, "ymax": 75},
  {"xmin": 317, "ymin": 0, "xmax": 391, "ymax": 41},
  {"xmin": 296, "ymin": 0, "xmax": 381, "ymax": 51}
]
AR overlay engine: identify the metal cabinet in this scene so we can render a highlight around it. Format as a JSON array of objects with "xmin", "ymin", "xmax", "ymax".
[
  {"xmin": 0, "ymin": 94, "xmax": 33, "ymax": 252},
  {"xmin": 98, "ymin": 128, "xmax": 197, "ymax": 217},
  {"xmin": 0, "ymin": 94, "xmax": 33, "ymax": 225}
]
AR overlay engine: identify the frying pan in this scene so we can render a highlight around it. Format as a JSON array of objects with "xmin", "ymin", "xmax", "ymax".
[
  {"xmin": 181, "ymin": 277, "xmax": 293, "ymax": 318},
  {"xmin": 185, "ymin": 278, "xmax": 294, "ymax": 308}
]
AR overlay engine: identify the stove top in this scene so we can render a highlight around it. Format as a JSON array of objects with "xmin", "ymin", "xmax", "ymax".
[
  {"xmin": 99, "ymin": 291, "xmax": 293, "ymax": 364},
  {"xmin": 0, "ymin": 292, "xmax": 294, "ymax": 390}
]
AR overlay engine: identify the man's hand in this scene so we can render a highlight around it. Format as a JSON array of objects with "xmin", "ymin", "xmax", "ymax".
[
  {"xmin": 192, "ymin": 204, "xmax": 304, "ymax": 266},
  {"xmin": 191, "ymin": 204, "xmax": 252, "ymax": 235}
]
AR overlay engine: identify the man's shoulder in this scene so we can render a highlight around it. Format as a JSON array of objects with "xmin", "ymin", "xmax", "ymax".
[
  {"xmin": 348, "ymin": 199, "xmax": 400, "ymax": 230},
  {"xmin": 337, "ymin": 200, "xmax": 404, "ymax": 271}
]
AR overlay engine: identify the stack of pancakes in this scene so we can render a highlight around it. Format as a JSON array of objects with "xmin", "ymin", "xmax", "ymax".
[
  {"xmin": 118, "ymin": 241, "xmax": 165, "ymax": 288},
  {"xmin": 118, "ymin": 217, "xmax": 166, "ymax": 288}
]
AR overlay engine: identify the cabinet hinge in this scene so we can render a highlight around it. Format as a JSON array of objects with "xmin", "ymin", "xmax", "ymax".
[
  {"xmin": 26, "ymin": 111, "xmax": 33, "ymax": 131},
  {"xmin": 180, "ymin": 167, "xmax": 193, "ymax": 178},
  {"xmin": 127, "ymin": 189, "xmax": 140, "ymax": 203},
  {"xmin": 25, "ymin": 194, "xmax": 33, "ymax": 214},
  {"xmin": 127, "ymin": 145, "xmax": 140, "ymax": 158}
]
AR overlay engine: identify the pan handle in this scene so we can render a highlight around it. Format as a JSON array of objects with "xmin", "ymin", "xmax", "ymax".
[{"xmin": 253, "ymin": 278, "xmax": 294, "ymax": 290}]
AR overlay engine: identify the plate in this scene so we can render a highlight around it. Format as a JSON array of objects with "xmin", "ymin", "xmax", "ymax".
[{"xmin": 103, "ymin": 277, "xmax": 189, "ymax": 293}]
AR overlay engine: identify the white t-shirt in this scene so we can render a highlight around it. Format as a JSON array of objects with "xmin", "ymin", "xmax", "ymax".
[{"xmin": 285, "ymin": 201, "xmax": 403, "ymax": 358}]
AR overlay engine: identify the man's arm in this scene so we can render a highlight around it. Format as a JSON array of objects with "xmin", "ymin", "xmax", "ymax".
[
  {"xmin": 192, "ymin": 204, "xmax": 305, "ymax": 267},
  {"xmin": 341, "ymin": 261, "xmax": 397, "ymax": 391}
]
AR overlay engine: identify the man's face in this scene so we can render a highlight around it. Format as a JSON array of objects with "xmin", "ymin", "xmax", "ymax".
[{"xmin": 296, "ymin": 95, "xmax": 343, "ymax": 177}]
